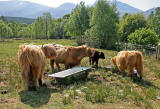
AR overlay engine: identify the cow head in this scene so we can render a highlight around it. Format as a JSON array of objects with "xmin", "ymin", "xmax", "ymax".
[
  {"xmin": 112, "ymin": 57, "xmax": 117, "ymax": 66},
  {"xmin": 99, "ymin": 52, "xmax": 105, "ymax": 59}
]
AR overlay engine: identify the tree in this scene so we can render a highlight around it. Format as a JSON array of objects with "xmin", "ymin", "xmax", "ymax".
[
  {"xmin": 33, "ymin": 16, "xmax": 45, "ymax": 39},
  {"xmin": 0, "ymin": 20, "xmax": 13, "ymax": 39},
  {"xmin": 119, "ymin": 13, "xmax": 147, "ymax": 42},
  {"xmin": 42, "ymin": 12, "xmax": 52, "ymax": 40},
  {"xmin": 150, "ymin": 7, "xmax": 160, "ymax": 37},
  {"xmin": 65, "ymin": 2, "xmax": 89, "ymax": 44},
  {"xmin": 87, "ymin": 0, "xmax": 119, "ymax": 48},
  {"xmin": 128, "ymin": 28, "xmax": 159, "ymax": 46}
]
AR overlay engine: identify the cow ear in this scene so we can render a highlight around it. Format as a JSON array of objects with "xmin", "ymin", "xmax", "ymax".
[
  {"xmin": 41, "ymin": 44, "xmax": 44, "ymax": 49},
  {"xmin": 101, "ymin": 52, "xmax": 104, "ymax": 55}
]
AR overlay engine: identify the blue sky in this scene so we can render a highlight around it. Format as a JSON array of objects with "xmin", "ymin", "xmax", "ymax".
[{"xmin": 1, "ymin": 0, "xmax": 160, "ymax": 11}]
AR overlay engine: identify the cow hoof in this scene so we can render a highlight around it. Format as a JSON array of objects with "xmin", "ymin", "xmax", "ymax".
[
  {"xmin": 28, "ymin": 86, "xmax": 37, "ymax": 91},
  {"xmin": 139, "ymin": 76, "xmax": 142, "ymax": 80},
  {"xmin": 42, "ymin": 83, "xmax": 47, "ymax": 87}
]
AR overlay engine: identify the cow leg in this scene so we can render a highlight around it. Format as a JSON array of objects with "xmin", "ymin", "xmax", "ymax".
[
  {"xmin": 28, "ymin": 67, "xmax": 39, "ymax": 91},
  {"xmin": 39, "ymin": 75, "xmax": 43, "ymax": 86},
  {"xmin": 95, "ymin": 59, "xmax": 99, "ymax": 68},
  {"xmin": 50, "ymin": 59, "xmax": 54, "ymax": 72},
  {"xmin": 69, "ymin": 64, "xmax": 74, "ymax": 68},
  {"xmin": 136, "ymin": 65, "xmax": 143, "ymax": 79},
  {"xmin": 65, "ymin": 64, "xmax": 70, "ymax": 69},
  {"xmin": 118, "ymin": 65, "xmax": 125, "ymax": 73},
  {"xmin": 92, "ymin": 59, "xmax": 95, "ymax": 65},
  {"xmin": 39, "ymin": 75, "xmax": 47, "ymax": 87},
  {"xmin": 128, "ymin": 65, "xmax": 134, "ymax": 77},
  {"xmin": 39, "ymin": 68, "xmax": 43, "ymax": 87},
  {"xmin": 55, "ymin": 62, "xmax": 61, "ymax": 70},
  {"xmin": 89, "ymin": 57, "xmax": 92, "ymax": 65}
]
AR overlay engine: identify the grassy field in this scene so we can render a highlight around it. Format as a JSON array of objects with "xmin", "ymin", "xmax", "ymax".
[{"xmin": 0, "ymin": 39, "xmax": 160, "ymax": 109}]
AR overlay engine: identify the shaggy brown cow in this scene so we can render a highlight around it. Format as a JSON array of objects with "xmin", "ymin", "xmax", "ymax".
[
  {"xmin": 49, "ymin": 44, "xmax": 69, "ymax": 71},
  {"xmin": 18, "ymin": 44, "xmax": 57, "ymax": 90},
  {"xmin": 112, "ymin": 51, "xmax": 143, "ymax": 79},
  {"xmin": 50, "ymin": 44, "xmax": 93, "ymax": 70},
  {"xmin": 66, "ymin": 45, "xmax": 93, "ymax": 68},
  {"xmin": 40, "ymin": 44, "xmax": 57, "ymax": 60},
  {"xmin": 89, "ymin": 49, "xmax": 105, "ymax": 67},
  {"xmin": 18, "ymin": 44, "xmax": 46, "ymax": 90},
  {"xmin": 41, "ymin": 44, "xmax": 57, "ymax": 72}
]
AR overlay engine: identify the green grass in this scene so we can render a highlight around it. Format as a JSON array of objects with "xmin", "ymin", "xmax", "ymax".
[{"xmin": 0, "ymin": 39, "xmax": 160, "ymax": 109}]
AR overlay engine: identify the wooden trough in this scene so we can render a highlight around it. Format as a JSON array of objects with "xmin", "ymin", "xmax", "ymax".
[{"xmin": 48, "ymin": 67, "xmax": 91, "ymax": 84}]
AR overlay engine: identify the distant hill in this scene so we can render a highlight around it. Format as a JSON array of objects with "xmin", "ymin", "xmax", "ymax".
[
  {"xmin": 4, "ymin": 16, "xmax": 35, "ymax": 24},
  {"xmin": 52, "ymin": 3, "xmax": 75, "ymax": 18},
  {"xmin": 0, "ymin": 0, "xmax": 52, "ymax": 18},
  {"xmin": 144, "ymin": 8, "xmax": 157, "ymax": 17},
  {"xmin": 93, "ymin": 1, "xmax": 142, "ymax": 17},
  {"xmin": 0, "ymin": 0, "xmax": 75, "ymax": 18},
  {"xmin": 110, "ymin": 1, "xmax": 142, "ymax": 17},
  {"xmin": 0, "ymin": 0, "xmax": 143, "ymax": 18}
]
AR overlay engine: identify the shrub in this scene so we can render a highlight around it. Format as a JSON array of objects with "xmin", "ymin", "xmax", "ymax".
[{"xmin": 128, "ymin": 28, "xmax": 159, "ymax": 46}]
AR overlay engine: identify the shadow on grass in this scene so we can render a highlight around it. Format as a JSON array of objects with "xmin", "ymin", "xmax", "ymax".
[
  {"xmin": 112, "ymin": 71, "xmax": 160, "ymax": 90},
  {"xmin": 19, "ymin": 87, "xmax": 61, "ymax": 108},
  {"xmin": 132, "ymin": 78, "xmax": 160, "ymax": 90}
]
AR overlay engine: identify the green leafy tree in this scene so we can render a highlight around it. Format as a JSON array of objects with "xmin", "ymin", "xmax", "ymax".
[
  {"xmin": 33, "ymin": 16, "xmax": 45, "ymax": 39},
  {"xmin": 119, "ymin": 13, "xmax": 147, "ymax": 42},
  {"xmin": 0, "ymin": 20, "xmax": 13, "ymax": 39},
  {"xmin": 88, "ymin": 0, "xmax": 119, "ymax": 48},
  {"xmin": 65, "ymin": 2, "xmax": 89, "ymax": 44},
  {"xmin": 128, "ymin": 28, "xmax": 159, "ymax": 46},
  {"xmin": 42, "ymin": 12, "xmax": 52, "ymax": 40},
  {"xmin": 150, "ymin": 7, "xmax": 160, "ymax": 37}
]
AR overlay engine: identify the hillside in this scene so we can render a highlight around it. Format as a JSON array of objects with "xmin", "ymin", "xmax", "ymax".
[
  {"xmin": 4, "ymin": 16, "xmax": 35, "ymax": 24},
  {"xmin": 0, "ymin": 0, "xmax": 143, "ymax": 18},
  {"xmin": 51, "ymin": 3, "xmax": 75, "ymax": 18},
  {"xmin": 93, "ymin": 1, "xmax": 142, "ymax": 17},
  {"xmin": 144, "ymin": 7, "xmax": 157, "ymax": 17},
  {"xmin": 0, "ymin": 0, "xmax": 52, "ymax": 18},
  {"xmin": 110, "ymin": 1, "xmax": 142, "ymax": 17}
]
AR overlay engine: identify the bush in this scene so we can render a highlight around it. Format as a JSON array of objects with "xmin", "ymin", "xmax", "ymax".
[{"xmin": 128, "ymin": 28, "xmax": 159, "ymax": 46}]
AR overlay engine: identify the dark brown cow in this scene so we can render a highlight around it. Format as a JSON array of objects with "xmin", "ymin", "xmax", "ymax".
[{"xmin": 89, "ymin": 50, "xmax": 105, "ymax": 67}]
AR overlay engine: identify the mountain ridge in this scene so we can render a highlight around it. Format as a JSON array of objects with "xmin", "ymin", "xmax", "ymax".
[{"xmin": 0, "ymin": 0, "xmax": 156, "ymax": 19}]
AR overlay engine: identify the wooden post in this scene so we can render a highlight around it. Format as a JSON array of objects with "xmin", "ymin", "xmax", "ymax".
[
  {"xmin": 156, "ymin": 45, "xmax": 160, "ymax": 60},
  {"xmin": 158, "ymin": 45, "xmax": 160, "ymax": 60},
  {"xmin": 156, "ymin": 46, "xmax": 158, "ymax": 60}
]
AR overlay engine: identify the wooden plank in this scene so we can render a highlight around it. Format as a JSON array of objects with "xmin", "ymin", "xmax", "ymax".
[{"xmin": 48, "ymin": 67, "xmax": 91, "ymax": 78}]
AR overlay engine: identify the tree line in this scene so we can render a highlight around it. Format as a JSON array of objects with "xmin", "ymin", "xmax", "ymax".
[{"xmin": 0, "ymin": 0, "xmax": 159, "ymax": 49}]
